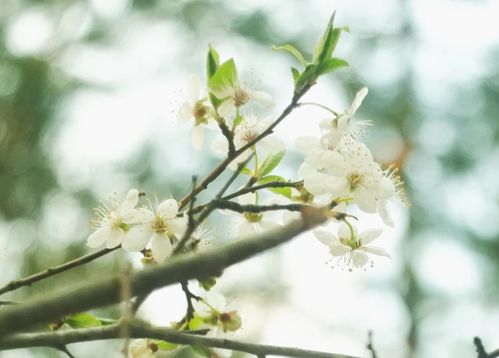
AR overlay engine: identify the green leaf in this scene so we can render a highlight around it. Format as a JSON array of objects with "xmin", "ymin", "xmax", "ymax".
[
  {"xmin": 206, "ymin": 45, "xmax": 220, "ymax": 79},
  {"xmin": 272, "ymin": 44, "xmax": 307, "ymax": 67},
  {"xmin": 290, "ymin": 67, "xmax": 301, "ymax": 84},
  {"xmin": 208, "ymin": 58, "xmax": 238, "ymax": 93},
  {"xmin": 316, "ymin": 57, "xmax": 349, "ymax": 75},
  {"xmin": 240, "ymin": 166, "xmax": 252, "ymax": 175},
  {"xmin": 209, "ymin": 93, "xmax": 223, "ymax": 110},
  {"xmin": 294, "ymin": 64, "xmax": 317, "ymax": 92},
  {"xmin": 312, "ymin": 12, "xmax": 336, "ymax": 64},
  {"xmin": 188, "ymin": 315, "xmax": 206, "ymax": 330},
  {"xmin": 257, "ymin": 175, "xmax": 293, "ymax": 198},
  {"xmin": 97, "ymin": 317, "xmax": 117, "ymax": 326},
  {"xmin": 259, "ymin": 150, "xmax": 286, "ymax": 177},
  {"xmin": 233, "ymin": 112, "xmax": 243, "ymax": 128},
  {"xmin": 198, "ymin": 277, "xmax": 217, "ymax": 291},
  {"xmin": 156, "ymin": 340, "xmax": 177, "ymax": 351},
  {"xmin": 65, "ymin": 313, "xmax": 102, "ymax": 329}
]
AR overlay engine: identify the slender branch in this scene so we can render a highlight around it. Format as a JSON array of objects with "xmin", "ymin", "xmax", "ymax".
[
  {"xmin": 366, "ymin": 331, "xmax": 378, "ymax": 358},
  {"xmin": 0, "ymin": 247, "xmax": 118, "ymax": 296},
  {"xmin": 0, "ymin": 209, "xmax": 327, "ymax": 338},
  {"xmin": 0, "ymin": 320, "xmax": 359, "ymax": 358},
  {"xmin": 222, "ymin": 180, "xmax": 303, "ymax": 201},
  {"xmin": 216, "ymin": 153, "xmax": 255, "ymax": 199},
  {"xmin": 178, "ymin": 82, "xmax": 313, "ymax": 210},
  {"xmin": 217, "ymin": 120, "xmax": 236, "ymax": 155},
  {"xmin": 474, "ymin": 337, "xmax": 499, "ymax": 358},
  {"xmin": 212, "ymin": 200, "xmax": 306, "ymax": 214}
]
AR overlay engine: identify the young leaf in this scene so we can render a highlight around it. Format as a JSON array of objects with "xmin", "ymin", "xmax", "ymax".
[
  {"xmin": 317, "ymin": 57, "xmax": 349, "ymax": 75},
  {"xmin": 65, "ymin": 313, "xmax": 102, "ymax": 329},
  {"xmin": 208, "ymin": 58, "xmax": 238, "ymax": 93},
  {"xmin": 233, "ymin": 112, "xmax": 244, "ymax": 128},
  {"xmin": 272, "ymin": 44, "xmax": 307, "ymax": 67},
  {"xmin": 312, "ymin": 12, "xmax": 336, "ymax": 64},
  {"xmin": 240, "ymin": 166, "xmax": 252, "ymax": 175},
  {"xmin": 291, "ymin": 67, "xmax": 301, "ymax": 84},
  {"xmin": 206, "ymin": 45, "xmax": 220, "ymax": 79},
  {"xmin": 294, "ymin": 64, "xmax": 317, "ymax": 92},
  {"xmin": 191, "ymin": 346, "xmax": 213, "ymax": 357},
  {"xmin": 188, "ymin": 315, "xmax": 207, "ymax": 330},
  {"xmin": 156, "ymin": 340, "xmax": 177, "ymax": 351},
  {"xmin": 257, "ymin": 175, "xmax": 293, "ymax": 198},
  {"xmin": 97, "ymin": 317, "xmax": 117, "ymax": 326},
  {"xmin": 259, "ymin": 150, "xmax": 286, "ymax": 177}
]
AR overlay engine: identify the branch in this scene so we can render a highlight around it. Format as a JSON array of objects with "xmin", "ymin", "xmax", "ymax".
[
  {"xmin": 212, "ymin": 200, "xmax": 306, "ymax": 214},
  {"xmin": 0, "ymin": 209, "xmax": 327, "ymax": 338},
  {"xmin": 0, "ymin": 247, "xmax": 118, "ymax": 296},
  {"xmin": 474, "ymin": 337, "xmax": 499, "ymax": 358},
  {"xmin": 0, "ymin": 320, "xmax": 359, "ymax": 358},
  {"xmin": 178, "ymin": 82, "xmax": 313, "ymax": 210},
  {"xmin": 222, "ymin": 180, "xmax": 303, "ymax": 201}
]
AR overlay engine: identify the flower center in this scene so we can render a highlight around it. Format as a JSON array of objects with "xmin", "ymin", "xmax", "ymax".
[
  {"xmin": 193, "ymin": 101, "xmax": 207, "ymax": 124},
  {"xmin": 152, "ymin": 215, "xmax": 168, "ymax": 234},
  {"xmin": 233, "ymin": 87, "xmax": 250, "ymax": 107},
  {"xmin": 347, "ymin": 172, "xmax": 363, "ymax": 191},
  {"xmin": 244, "ymin": 212, "xmax": 262, "ymax": 223}
]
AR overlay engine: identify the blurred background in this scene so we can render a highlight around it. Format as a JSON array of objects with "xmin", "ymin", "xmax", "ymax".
[{"xmin": 1, "ymin": 0, "xmax": 499, "ymax": 357}]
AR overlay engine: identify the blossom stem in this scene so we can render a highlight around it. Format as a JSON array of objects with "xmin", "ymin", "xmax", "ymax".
[{"xmin": 298, "ymin": 102, "xmax": 338, "ymax": 116}]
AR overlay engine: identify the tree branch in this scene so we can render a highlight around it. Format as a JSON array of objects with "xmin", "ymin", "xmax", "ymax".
[
  {"xmin": 0, "ymin": 209, "xmax": 327, "ymax": 338},
  {"xmin": 0, "ymin": 247, "xmax": 118, "ymax": 296},
  {"xmin": 178, "ymin": 82, "xmax": 313, "ymax": 210},
  {"xmin": 0, "ymin": 320, "xmax": 359, "ymax": 358}
]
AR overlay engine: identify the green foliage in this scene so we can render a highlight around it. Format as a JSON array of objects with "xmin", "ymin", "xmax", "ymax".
[
  {"xmin": 156, "ymin": 340, "xmax": 177, "ymax": 351},
  {"xmin": 272, "ymin": 44, "xmax": 307, "ymax": 67},
  {"xmin": 257, "ymin": 175, "xmax": 293, "ymax": 198},
  {"xmin": 258, "ymin": 150, "xmax": 286, "ymax": 177},
  {"xmin": 208, "ymin": 58, "xmax": 238, "ymax": 92},
  {"xmin": 65, "ymin": 313, "xmax": 102, "ymax": 328}
]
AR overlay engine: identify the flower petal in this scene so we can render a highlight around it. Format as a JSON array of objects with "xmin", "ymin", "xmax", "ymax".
[
  {"xmin": 120, "ymin": 189, "xmax": 139, "ymax": 213},
  {"xmin": 105, "ymin": 228, "xmax": 123, "ymax": 249},
  {"xmin": 313, "ymin": 230, "xmax": 338, "ymax": 248},
  {"xmin": 168, "ymin": 216, "xmax": 187, "ymax": 236},
  {"xmin": 360, "ymin": 229, "xmax": 382, "ymax": 245},
  {"xmin": 192, "ymin": 125, "xmax": 204, "ymax": 151},
  {"xmin": 330, "ymin": 244, "xmax": 352, "ymax": 256},
  {"xmin": 349, "ymin": 87, "xmax": 368, "ymax": 115},
  {"xmin": 87, "ymin": 226, "xmax": 109, "ymax": 248},
  {"xmin": 158, "ymin": 199, "xmax": 179, "ymax": 219},
  {"xmin": 151, "ymin": 233, "xmax": 173, "ymax": 263},
  {"xmin": 359, "ymin": 246, "xmax": 390, "ymax": 258},
  {"xmin": 351, "ymin": 250, "xmax": 369, "ymax": 268},
  {"xmin": 122, "ymin": 225, "xmax": 153, "ymax": 252},
  {"xmin": 178, "ymin": 102, "xmax": 193, "ymax": 123},
  {"xmin": 187, "ymin": 74, "xmax": 201, "ymax": 102}
]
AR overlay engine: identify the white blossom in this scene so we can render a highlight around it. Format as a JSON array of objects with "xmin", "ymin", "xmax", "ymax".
[
  {"xmin": 122, "ymin": 199, "xmax": 187, "ymax": 263},
  {"xmin": 178, "ymin": 75, "xmax": 211, "ymax": 150},
  {"xmin": 319, "ymin": 87, "xmax": 372, "ymax": 148},
  {"xmin": 87, "ymin": 189, "xmax": 146, "ymax": 249},
  {"xmin": 128, "ymin": 339, "xmax": 157, "ymax": 358},
  {"xmin": 314, "ymin": 222, "xmax": 389, "ymax": 269},
  {"xmin": 236, "ymin": 193, "xmax": 281, "ymax": 239},
  {"xmin": 213, "ymin": 79, "xmax": 273, "ymax": 118}
]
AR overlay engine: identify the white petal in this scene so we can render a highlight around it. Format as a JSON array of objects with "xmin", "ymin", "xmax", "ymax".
[
  {"xmin": 360, "ymin": 229, "xmax": 383, "ymax": 245},
  {"xmin": 105, "ymin": 228, "xmax": 123, "ymax": 249},
  {"xmin": 211, "ymin": 136, "xmax": 229, "ymax": 156},
  {"xmin": 178, "ymin": 102, "xmax": 193, "ymax": 123},
  {"xmin": 122, "ymin": 225, "xmax": 153, "ymax": 252},
  {"xmin": 120, "ymin": 189, "xmax": 139, "ymax": 213},
  {"xmin": 158, "ymin": 199, "xmax": 179, "ymax": 219},
  {"xmin": 313, "ymin": 230, "xmax": 338, "ymax": 247},
  {"xmin": 377, "ymin": 201, "xmax": 394, "ymax": 227},
  {"xmin": 330, "ymin": 244, "xmax": 352, "ymax": 256},
  {"xmin": 351, "ymin": 250, "xmax": 369, "ymax": 268},
  {"xmin": 360, "ymin": 246, "xmax": 390, "ymax": 258},
  {"xmin": 87, "ymin": 226, "xmax": 109, "ymax": 248},
  {"xmin": 249, "ymin": 90, "xmax": 274, "ymax": 107},
  {"xmin": 218, "ymin": 100, "xmax": 235, "ymax": 118},
  {"xmin": 124, "ymin": 207, "xmax": 154, "ymax": 225},
  {"xmin": 349, "ymin": 87, "xmax": 368, "ymax": 115},
  {"xmin": 239, "ymin": 221, "xmax": 257, "ymax": 239},
  {"xmin": 354, "ymin": 187, "xmax": 377, "ymax": 213},
  {"xmin": 187, "ymin": 74, "xmax": 201, "ymax": 102},
  {"xmin": 151, "ymin": 233, "xmax": 173, "ymax": 263},
  {"xmin": 192, "ymin": 125, "xmax": 204, "ymax": 151},
  {"xmin": 378, "ymin": 176, "xmax": 396, "ymax": 199},
  {"xmin": 168, "ymin": 216, "xmax": 187, "ymax": 236}
]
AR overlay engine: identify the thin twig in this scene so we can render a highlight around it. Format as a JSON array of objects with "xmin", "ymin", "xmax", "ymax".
[
  {"xmin": 222, "ymin": 180, "xmax": 303, "ymax": 201},
  {"xmin": 216, "ymin": 153, "xmax": 255, "ymax": 199},
  {"xmin": 1, "ymin": 320, "xmax": 359, "ymax": 358},
  {"xmin": 58, "ymin": 345, "xmax": 76, "ymax": 358},
  {"xmin": 366, "ymin": 331, "xmax": 378, "ymax": 358},
  {"xmin": 474, "ymin": 337, "xmax": 499, "ymax": 358},
  {"xmin": 0, "ymin": 247, "xmax": 118, "ymax": 296},
  {"xmin": 178, "ymin": 82, "xmax": 313, "ymax": 211},
  {"xmin": 217, "ymin": 120, "xmax": 236, "ymax": 156}
]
